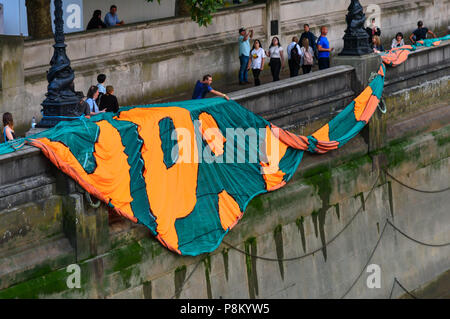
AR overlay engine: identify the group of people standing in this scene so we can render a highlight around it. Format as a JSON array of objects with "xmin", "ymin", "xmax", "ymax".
[{"xmin": 238, "ymin": 24, "xmax": 334, "ymax": 87}]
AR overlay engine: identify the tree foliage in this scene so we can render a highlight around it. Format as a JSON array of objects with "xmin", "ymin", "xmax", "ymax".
[{"xmin": 147, "ymin": 0, "xmax": 224, "ymax": 27}]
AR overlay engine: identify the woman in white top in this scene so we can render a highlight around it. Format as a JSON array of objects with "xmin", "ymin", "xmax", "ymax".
[
  {"xmin": 300, "ymin": 38, "xmax": 315, "ymax": 74},
  {"xmin": 247, "ymin": 39, "xmax": 265, "ymax": 86},
  {"xmin": 265, "ymin": 36, "xmax": 284, "ymax": 82},
  {"xmin": 391, "ymin": 32, "xmax": 405, "ymax": 49}
]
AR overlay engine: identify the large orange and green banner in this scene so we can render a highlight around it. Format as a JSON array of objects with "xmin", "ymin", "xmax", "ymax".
[{"xmin": 1, "ymin": 36, "xmax": 448, "ymax": 256}]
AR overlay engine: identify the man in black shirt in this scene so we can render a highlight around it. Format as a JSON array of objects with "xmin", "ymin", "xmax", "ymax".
[
  {"xmin": 99, "ymin": 86, "xmax": 119, "ymax": 113},
  {"xmin": 410, "ymin": 20, "xmax": 436, "ymax": 44},
  {"xmin": 299, "ymin": 24, "xmax": 317, "ymax": 56}
]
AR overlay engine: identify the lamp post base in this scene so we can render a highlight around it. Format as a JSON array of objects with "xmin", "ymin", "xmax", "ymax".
[
  {"xmin": 339, "ymin": 34, "xmax": 373, "ymax": 56},
  {"xmin": 37, "ymin": 100, "xmax": 83, "ymax": 128}
]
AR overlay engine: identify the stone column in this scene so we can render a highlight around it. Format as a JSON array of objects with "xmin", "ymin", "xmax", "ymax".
[
  {"xmin": 0, "ymin": 35, "xmax": 25, "ymax": 134},
  {"xmin": 265, "ymin": 0, "xmax": 281, "ymax": 46},
  {"xmin": 58, "ymin": 174, "xmax": 110, "ymax": 262}
]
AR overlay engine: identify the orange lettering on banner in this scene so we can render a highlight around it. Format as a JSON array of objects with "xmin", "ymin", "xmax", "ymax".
[
  {"xmin": 117, "ymin": 107, "xmax": 199, "ymax": 253},
  {"xmin": 218, "ymin": 190, "xmax": 243, "ymax": 231},
  {"xmin": 261, "ymin": 126, "xmax": 288, "ymax": 191}
]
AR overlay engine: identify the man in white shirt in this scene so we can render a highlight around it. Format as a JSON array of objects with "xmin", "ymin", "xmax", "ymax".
[{"xmin": 287, "ymin": 37, "xmax": 302, "ymax": 77}]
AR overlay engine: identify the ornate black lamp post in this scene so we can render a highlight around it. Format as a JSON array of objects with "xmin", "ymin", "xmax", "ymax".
[
  {"xmin": 339, "ymin": 0, "xmax": 372, "ymax": 56},
  {"xmin": 38, "ymin": 0, "xmax": 83, "ymax": 128}
]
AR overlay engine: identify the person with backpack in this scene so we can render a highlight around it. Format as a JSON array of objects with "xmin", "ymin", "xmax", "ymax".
[
  {"xmin": 96, "ymin": 74, "xmax": 107, "ymax": 106},
  {"xmin": 300, "ymin": 38, "xmax": 314, "ymax": 74},
  {"xmin": 286, "ymin": 36, "xmax": 302, "ymax": 77}
]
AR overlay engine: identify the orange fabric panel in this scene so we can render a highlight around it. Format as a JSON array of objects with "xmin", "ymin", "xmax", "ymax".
[
  {"xmin": 260, "ymin": 126, "xmax": 288, "ymax": 191},
  {"xmin": 92, "ymin": 120, "xmax": 134, "ymax": 217},
  {"xmin": 378, "ymin": 65, "xmax": 385, "ymax": 76},
  {"xmin": 117, "ymin": 107, "xmax": 199, "ymax": 253},
  {"xmin": 198, "ymin": 112, "xmax": 226, "ymax": 156},
  {"xmin": 354, "ymin": 86, "xmax": 373, "ymax": 121},
  {"xmin": 314, "ymin": 141, "xmax": 339, "ymax": 154},
  {"xmin": 312, "ymin": 124, "xmax": 330, "ymax": 142},
  {"xmin": 218, "ymin": 190, "xmax": 243, "ymax": 231},
  {"xmin": 382, "ymin": 49, "xmax": 411, "ymax": 66},
  {"xmin": 270, "ymin": 124, "xmax": 309, "ymax": 150},
  {"xmin": 30, "ymin": 136, "xmax": 137, "ymax": 222},
  {"xmin": 359, "ymin": 95, "xmax": 380, "ymax": 123}
]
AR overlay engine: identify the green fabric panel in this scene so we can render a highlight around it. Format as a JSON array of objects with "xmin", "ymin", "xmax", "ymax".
[
  {"xmin": 369, "ymin": 75, "xmax": 384, "ymax": 99},
  {"xmin": 328, "ymin": 101, "xmax": 358, "ymax": 142},
  {"xmin": 103, "ymin": 113, "xmax": 157, "ymax": 235},
  {"xmin": 280, "ymin": 147, "xmax": 304, "ymax": 182},
  {"xmin": 158, "ymin": 117, "xmax": 178, "ymax": 169},
  {"xmin": 175, "ymin": 100, "xmax": 304, "ymax": 255},
  {"xmin": 38, "ymin": 118, "xmax": 100, "ymax": 174},
  {"xmin": 336, "ymin": 121, "xmax": 366, "ymax": 146}
]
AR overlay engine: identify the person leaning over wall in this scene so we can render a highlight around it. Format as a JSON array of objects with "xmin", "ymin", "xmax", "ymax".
[
  {"xmin": 410, "ymin": 20, "xmax": 436, "ymax": 44},
  {"xmin": 247, "ymin": 39, "xmax": 265, "ymax": 86},
  {"xmin": 192, "ymin": 75, "xmax": 230, "ymax": 100},
  {"xmin": 391, "ymin": 32, "xmax": 405, "ymax": 49},
  {"xmin": 2, "ymin": 112, "xmax": 15, "ymax": 142}
]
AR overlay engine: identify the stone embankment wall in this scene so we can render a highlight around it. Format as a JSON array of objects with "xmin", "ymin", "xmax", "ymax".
[
  {"xmin": 0, "ymin": 0, "xmax": 448, "ymax": 132},
  {"xmin": 0, "ymin": 34, "xmax": 449, "ymax": 299}
]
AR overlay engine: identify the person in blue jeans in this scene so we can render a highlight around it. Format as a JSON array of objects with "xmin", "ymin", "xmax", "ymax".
[
  {"xmin": 317, "ymin": 26, "xmax": 334, "ymax": 70},
  {"xmin": 238, "ymin": 28, "xmax": 253, "ymax": 85}
]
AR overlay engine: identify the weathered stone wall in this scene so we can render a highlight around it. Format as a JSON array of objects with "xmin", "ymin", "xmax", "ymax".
[
  {"xmin": 5, "ymin": 0, "xmax": 448, "ymax": 131},
  {"xmin": 0, "ymin": 119, "xmax": 448, "ymax": 299}
]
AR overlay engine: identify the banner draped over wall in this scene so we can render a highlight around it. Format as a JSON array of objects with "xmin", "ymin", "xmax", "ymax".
[{"xmin": 1, "ymin": 36, "xmax": 448, "ymax": 256}]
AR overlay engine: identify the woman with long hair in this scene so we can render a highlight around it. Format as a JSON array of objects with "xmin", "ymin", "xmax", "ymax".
[
  {"xmin": 86, "ymin": 85, "xmax": 105, "ymax": 115},
  {"xmin": 247, "ymin": 39, "xmax": 265, "ymax": 86},
  {"xmin": 266, "ymin": 36, "xmax": 284, "ymax": 82},
  {"xmin": 300, "ymin": 38, "xmax": 314, "ymax": 74},
  {"xmin": 2, "ymin": 112, "xmax": 15, "ymax": 142},
  {"xmin": 371, "ymin": 35, "xmax": 384, "ymax": 53}
]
